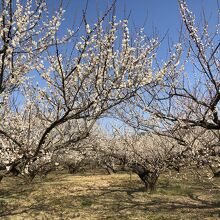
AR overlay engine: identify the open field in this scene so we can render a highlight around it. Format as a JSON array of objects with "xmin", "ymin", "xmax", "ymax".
[{"xmin": 0, "ymin": 171, "xmax": 220, "ymax": 220}]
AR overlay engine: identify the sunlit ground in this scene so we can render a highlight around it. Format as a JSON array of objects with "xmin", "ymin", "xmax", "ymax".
[{"xmin": 0, "ymin": 170, "xmax": 220, "ymax": 219}]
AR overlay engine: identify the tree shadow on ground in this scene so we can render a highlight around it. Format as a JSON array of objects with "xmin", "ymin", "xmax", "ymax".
[
  {"xmin": 0, "ymin": 175, "xmax": 219, "ymax": 219},
  {"xmin": 1, "ymin": 187, "xmax": 219, "ymax": 219}
]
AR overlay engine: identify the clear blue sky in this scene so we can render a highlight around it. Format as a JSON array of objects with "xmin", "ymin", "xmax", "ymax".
[
  {"xmin": 49, "ymin": 0, "xmax": 218, "ymax": 62},
  {"xmin": 51, "ymin": 0, "xmax": 218, "ymax": 42}
]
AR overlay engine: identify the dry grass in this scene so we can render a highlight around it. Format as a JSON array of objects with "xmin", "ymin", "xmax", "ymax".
[{"xmin": 0, "ymin": 170, "xmax": 220, "ymax": 219}]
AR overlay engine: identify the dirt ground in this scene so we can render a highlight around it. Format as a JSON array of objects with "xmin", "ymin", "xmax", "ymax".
[{"xmin": 0, "ymin": 170, "xmax": 220, "ymax": 219}]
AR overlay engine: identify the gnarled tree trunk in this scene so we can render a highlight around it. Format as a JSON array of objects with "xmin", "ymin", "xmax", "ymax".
[
  {"xmin": 210, "ymin": 165, "xmax": 220, "ymax": 177},
  {"xmin": 68, "ymin": 164, "xmax": 79, "ymax": 174},
  {"xmin": 131, "ymin": 164, "xmax": 159, "ymax": 192}
]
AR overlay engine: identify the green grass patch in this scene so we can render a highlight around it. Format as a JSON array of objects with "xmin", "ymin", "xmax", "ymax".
[{"xmin": 81, "ymin": 198, "xmax": 93, "ymax": 207}]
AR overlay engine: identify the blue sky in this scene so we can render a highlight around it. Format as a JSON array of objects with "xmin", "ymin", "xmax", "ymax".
[
  {"xmin": 52, "ymin": 0, "xmax": 218, "ymax": 42},
  {"xmin": 49, "ymin": 0, "xmax": 219, "ymax": 63}
]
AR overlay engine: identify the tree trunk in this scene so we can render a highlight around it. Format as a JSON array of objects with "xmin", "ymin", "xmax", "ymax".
[
  {"xmin": 213, "ymin": 170, "xmax": 220, "ymax": 177},
  {"xmin": 132, "ymin": 164, "xmax": 159, "ymax": 192},
  {"xmin": 137, "ymin": 172, "xmax": 149, "ymax": 191},
  {"xmin": 68, "ymin": 165, "xmax": 78, "ymax": 174},
  {"xmin": 148, "ymin": 172, "xmax": 159, "ymax": 192},
  {"xmin": 10, "ymin": 167, "xmax": 20, "ymax": 176},
  {"xmin": 106, "ymin": 167, "xmax": 113, "ymax": 175},
  {"xmin": 141, "ymin": 172, "xmax": 159, "ymax": 192},
  {"xmin": 209, "ymin": 165, "xmax": 220, "ymax": 177},
  {"xmin": 105, "ymin": 164, "xmax": 116, "ymax": 175},
  {"xmin": 24, "ymin": 172, "xmax": 36, "ymax": 183}
]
